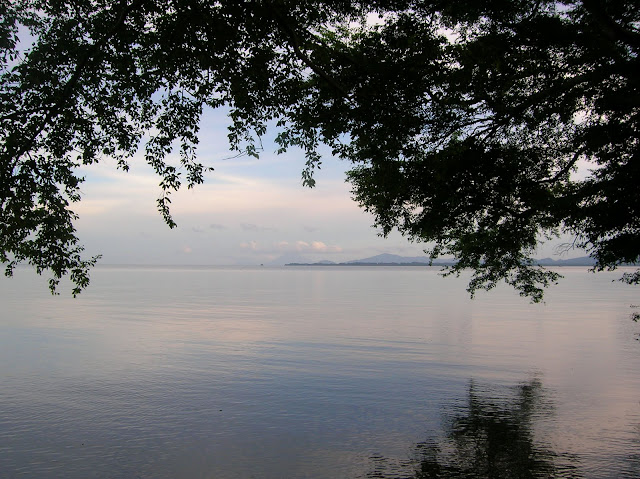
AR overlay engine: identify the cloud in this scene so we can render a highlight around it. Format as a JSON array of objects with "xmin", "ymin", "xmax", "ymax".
[
  {"xmin": 292, "ymin": 240, "xmax": 342, "ymax": 253},
  {"xmin": 240, "ymin": 241, "xmax": 259, "ymax": 251},
  {"xmin": 238, "ymin": 240, "xmax": 342, "ymax": 254},
  {"xmin": 210, "ymin": 223, "xmax": 226, "ymax": 230},
  {"xmin": 183, "ymin": 246, "xmax": 193, "ymax": 254},
  {"xmin": 310, "ymin": 241, "xmax": 342, "ymax": 253},
  {"xmin": 192, "ymin": 226, "xmax": 205, "ymax": 233},
  {"xmin": 303, "ymin": 225, "xmax": 319, "ymax": 232},
  {"xmin": 241, "ymin": 223, "xmax": 276, "ymax": 232},
  {"xmin": 294, "ymin": 241, "xmax": 308, "ymax": 249}
]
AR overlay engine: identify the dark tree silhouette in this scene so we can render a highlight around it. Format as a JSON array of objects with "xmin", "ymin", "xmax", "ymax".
[{"xmin": 2, "ymin": 1, "xmax": 638, "ymax": 298}]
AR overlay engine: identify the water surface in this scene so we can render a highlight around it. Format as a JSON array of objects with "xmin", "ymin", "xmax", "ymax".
[{"xmin": 1, "ymin": 266, "xmax": 638, "ymax": 478}]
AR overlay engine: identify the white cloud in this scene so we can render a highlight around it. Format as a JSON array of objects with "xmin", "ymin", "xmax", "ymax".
[
  {"xmin": 295, "ymin": 241, "xmax": 309, "ymax": 250},
  {"xmin": 240, "ymin": 241, "xmax": 259, "ymax": 251},
  {"xmin": 237, "ymin": 240, "xmax": 343, "ymax": 255},
  {"xmin": 310, "ymin": 241, "xmax": 343, "ymax": 253}
]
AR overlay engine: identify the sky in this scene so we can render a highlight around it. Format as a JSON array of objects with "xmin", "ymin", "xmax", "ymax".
[
  {"xmin": 73, "ymin": 107, "xmax": 430, "ymax": 266},
  {"xmin": 10, "ymin": 23, "xmax": 428, "ymax": 267},
  {"xmin": 72, "ymin": 106, "xmax": 583, "ymax": 266},
  {"xmin": 9, "ymin": 22, "xmax": 588, "ymax": 269}
]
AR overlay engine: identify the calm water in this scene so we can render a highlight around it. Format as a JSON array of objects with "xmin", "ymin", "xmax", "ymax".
[{"xmin": 1, "ymin": 266, "xmax": 639, "ymax": 478}]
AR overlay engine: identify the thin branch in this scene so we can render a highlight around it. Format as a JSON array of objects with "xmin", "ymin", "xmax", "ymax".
[
  {"xmin": 538, "ymin": 147, "xmax": 586, "ymax": 184},
  {"xmin": 0, "ymin": 104, "xmax": 55, "ymax": 121},
  {"xmin": 581, "ymin": 0, "xmax": 640, "ymax": 50},
  {"xmin": 10, "ymin": 0, "xmax": 148, "ymax": 162},
  {"xmin": 269, "ymin": 5, "xmax": 350, "ymax": 99}
]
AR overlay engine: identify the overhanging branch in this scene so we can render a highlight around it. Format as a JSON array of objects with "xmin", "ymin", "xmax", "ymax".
[{"xmin": 269, "ymin": 4, "xmax": 350, "ymax": 99}]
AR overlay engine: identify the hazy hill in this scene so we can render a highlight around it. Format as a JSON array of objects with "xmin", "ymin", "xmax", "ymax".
[
  {"xmin": 535, "ymin": 257, "xmax": 596, "ymax": 266},
  {"xmin": 267, "ymin": 253, "xmax": 312, "ymax": 266},
  {"xmin": 286, "ymin": 253, "xmax": 600, "ymax": 266}
]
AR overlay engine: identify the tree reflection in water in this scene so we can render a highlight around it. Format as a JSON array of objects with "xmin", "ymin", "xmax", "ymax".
[{"xmin": 366, "ymin": 379, "xmax": 583, "ymax": 479}]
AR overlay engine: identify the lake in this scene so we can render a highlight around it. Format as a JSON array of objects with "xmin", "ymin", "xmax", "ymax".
[{"xmin": 1, "ymin": 265, "xmax": 639, "ymax": 478}]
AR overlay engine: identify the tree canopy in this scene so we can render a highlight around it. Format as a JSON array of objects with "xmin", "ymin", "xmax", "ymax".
[{"xmin": 1, "ymin": 0, "xmax": 638, "ymax": 299}]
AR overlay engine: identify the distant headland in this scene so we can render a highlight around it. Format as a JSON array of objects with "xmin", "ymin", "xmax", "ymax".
[{"xmin": 285, "ymin": 253, "xmax": 601, "ymax": 267}]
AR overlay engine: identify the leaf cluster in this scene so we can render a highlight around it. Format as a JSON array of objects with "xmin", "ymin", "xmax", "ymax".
[{"xmin": 326, "ymin": 0, "xmax": 639, "ymax": 301}]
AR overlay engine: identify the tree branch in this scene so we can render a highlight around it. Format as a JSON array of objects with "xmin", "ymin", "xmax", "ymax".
[
  {"xmin": 10, "ymin": 0, "xmax": 148, "ymax": 162},
  {"xmin": 538, "ymin": 147, "xmax": 586, "ymax": 184},
  {"xmin": 268, "ymin": 4, "xmax": 350, "ymax": 98},
  {"xmin": 581, "ymin": 0, "xmax": 640, "ymax": 50}
]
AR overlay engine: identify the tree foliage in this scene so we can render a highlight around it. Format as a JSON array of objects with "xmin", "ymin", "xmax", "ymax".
[{"xmin": 1, "ymin": 1, "xmax": 638, "ymax": 299}]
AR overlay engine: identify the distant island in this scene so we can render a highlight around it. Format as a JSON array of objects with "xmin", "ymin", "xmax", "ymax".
[{"xmin": 285, "ymin": 253, "xmax": 601, "ymax": 267}]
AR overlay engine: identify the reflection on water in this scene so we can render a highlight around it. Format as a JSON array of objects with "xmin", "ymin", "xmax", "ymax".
[
  {"xmin": 367, "ymin": 378, "xmax": 639, "ymax": 479},
  {"xmin": 413, "ymin": 379, "xmax": 580, "ymax": 479}
]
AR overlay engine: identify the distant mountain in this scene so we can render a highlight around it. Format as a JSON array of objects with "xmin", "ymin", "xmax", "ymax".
[
  {"xmin": 287, "ymin": 253, "xmax": 453, "ymax": 266},
  {"xmin": 284, "ymin": 253, "xmax": 436, "ymax": 266},
  {"xmin": 535, "ymin": 256, "xmax": 596, "ymax": 266},
  {"xmin": 286, "ymin": 253, "xmax": 602, "ymax": 267},
  {"xmin": 351, "ymin": 254, "xmax": 600, "ymax": 266}
]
